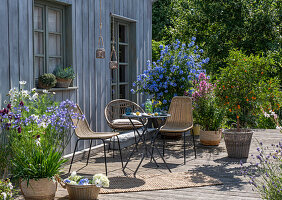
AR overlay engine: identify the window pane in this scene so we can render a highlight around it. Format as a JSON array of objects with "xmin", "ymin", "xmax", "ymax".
[
  {"xmin": 119, "ymin": 85, "xmax": 128, "ymax": 99},
  {"xmin": 34, "ymin": 57, "xmax": 44, "ymax": 78},
  {"xmin": 48, "ymin": 34, "xmax": 61, "ymax": 56},
  {"xmin": 48, "ymin": 9, "xmax": 61, "ymax": 33},
  {"xmin": 111, "ymin": 69, "xmax": 117, "ymax": 83},
  {"xmin": 34, "ymin": 32, "xmax": 44, "ymax": 55},
  {"xmin": 119, "ymin": 65, "xmax": 128, "ymax": 83},
  {"xmin": 119, "ymin": 45, "xmax": 127, "ymax": 63},
  {"xmin": 48, "ymin": 58, "xmax": 61, "ymax": 73},
  {"xmin": 119, "ymin": 24, "xmax": 127, "ymax": 43},
  {"xmin": 34, "ymin": 6, "xmax": 43, "ymax": 30}
]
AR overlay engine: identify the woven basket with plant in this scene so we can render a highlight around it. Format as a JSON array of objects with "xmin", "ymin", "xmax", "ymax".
[
  {"xmin": 53, "ymin": 66, "xmax": 75, "ymax": 88},
  {"xmin": 38, "ymin": 73, "xmax": 57, "ymax": 89}
]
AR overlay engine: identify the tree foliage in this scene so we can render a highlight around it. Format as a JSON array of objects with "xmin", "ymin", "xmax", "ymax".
[{"xmin": 152, "ymin": 0, "xmax": 281, "ymax": 75}]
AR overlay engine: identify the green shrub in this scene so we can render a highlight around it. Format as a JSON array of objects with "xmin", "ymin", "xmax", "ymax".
[
  {"xmin": 38, "ymin": 73, "xmax": 56, "ymax": 88},
  {"xmin": 215, "ymin": 50, "xmax": 282, "ymax": 130}
]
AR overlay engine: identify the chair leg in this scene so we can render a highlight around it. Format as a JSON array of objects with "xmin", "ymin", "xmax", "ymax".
[
  {"xmin": 108, "ymin": 138, "xmax": 112, "ymax": 153},
  {"xmin": 192, "ymin": 129, "xmax": 197, "ymax": 159},
  {"xmin": 162, "ymin": 134, "xmax": 166, "ymax": 156},
  {"xmin": 69, "ymin": 139, "xmax": 80, "ymax": 174},
  {"xmin": 86, "ymin": 139, "xmax": 93, "ymax": 166},
  {"xmin": 116, "ymin": 136, "xmax": 124, "ymax": 168},
  {"xmin": 134, "ymin": 129, "xmax": 138, "ymax": 151},
  {"xmin": 183, "ymin": 132, "xmax": 186, "ymax": 165},
  {"xmin": 102, "ymin": 140, "xmax": 108, "ymax": 176}
]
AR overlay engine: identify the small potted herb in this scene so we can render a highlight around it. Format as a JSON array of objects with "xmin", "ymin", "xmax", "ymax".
[
  {"xmin": 38, "ymin": 73, "xmax": 57, "ymax": 89},
  {"xmin": 53, "ymin": 66, "xmax": 75, "ymax": 88}
]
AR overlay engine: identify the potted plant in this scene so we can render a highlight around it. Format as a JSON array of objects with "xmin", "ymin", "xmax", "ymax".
[
  {"xmin": 57, "ymin": 171, "xmax": 109, "ymax": 200},
  {"xmin": 0, "ymin": 81, "xmax": 84, "ymax": 199},
  {"xmin": 38, "ymin": 73, "xmax": 57, "ymax": 89},
  {"xmin": 215, "ymin": 50, "xmax": 281, "ymax": 158},
  {"xmin": 193, "ymin": 73, "xmax": 225, "ymax": 145},
  {"xmin": 53, "ymin": 66, "xmax": 75, "ymax": 88}
]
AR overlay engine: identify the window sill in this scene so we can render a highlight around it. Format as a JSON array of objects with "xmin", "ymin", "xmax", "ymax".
[{"xmin": 36, "ymin": 87, "xmax": 78, "ymax": 92}]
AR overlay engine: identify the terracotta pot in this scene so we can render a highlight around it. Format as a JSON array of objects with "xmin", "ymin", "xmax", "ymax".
[
  {"xmin": 56, "ymin": 78, "xmax": 72, "ymax": 88},
  {"xmin": 223, "ymin": 129, "xmax": 253, "ymax": 158},
  {"xmin": 20, "ymin": 178, "xmax": 57, "ymax": 200},
  {"xmin": 191, "ymin": 124, "xmax": 200, "ymax": 135},
  {"xmin": 200, "ymin": 129, "xmax": 222, "ymax": 146}
]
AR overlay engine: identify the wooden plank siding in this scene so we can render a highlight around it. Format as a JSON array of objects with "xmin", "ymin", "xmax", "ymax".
[{"xmin": 0, "ymin": 0, "xmax": 153, "ymax": 155}]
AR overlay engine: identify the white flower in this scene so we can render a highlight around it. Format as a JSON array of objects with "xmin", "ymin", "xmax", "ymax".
[
  {"xmin": 8, "ymin": 182, "xmax": 13, "ymax": 190},
  {"xmin": 31, "ymin": 88, "xmax": 36, "ymax": 92},
  {"xmin": 276, "ymin": 126, "xmax": 282, "ymax": 130},
  {"xmin": 42, "ymin": 90, "xmax": 49, "ymax": 94},
  {"xmin": 93, "ymin": 173, "xmax": 109, "ymax": 187},
  {"xmin": 94, "ymin": 178, "xmax": 103, "ymax": 187},
  {"xmin": 21, "ymin": 90, "xmax": 29, "ymax": 97},
  {"xmin": 30, "ymin": 93, "xmax": 38, "ymax": 100},
  {"xmin": 53, "ymin": 92, "xmax": 56, "ymax": 95},
  {"xmin": 35, "ymin": 138, "xmax": 41, "ymax": 146},
  {"xmin": 1, "ymin": 192, "xmax": 7, "ymax": 200},
  {"xmin": 71, "ymin": 171, "xmax": 77, "ymax": 177},
  {"xmin": 19, "ymin": 80, "xmax": 26, "ymax": 85},
  {"xmin": 38, "ymin": 122, "xmax": 47, "ymax": 128}
]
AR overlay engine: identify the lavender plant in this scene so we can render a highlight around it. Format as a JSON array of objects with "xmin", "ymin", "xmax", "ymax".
[
  {"xmin": 131, "ymin": 38, "xmax": 209, "ymax": 109},
  {"xmin": 241, "ymin": 141, "xmax": 282, "ymax": 199}
]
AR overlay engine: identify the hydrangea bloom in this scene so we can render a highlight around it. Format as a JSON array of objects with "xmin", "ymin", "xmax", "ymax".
[{"xmin": 131, "ymin": 38, "xmax": 209, "ymax": 109}]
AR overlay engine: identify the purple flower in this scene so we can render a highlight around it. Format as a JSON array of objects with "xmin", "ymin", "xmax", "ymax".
[
  {"xmin": 19, "ymin": 101, "xmax": 24, "ymax": 106},
  {"xmin": 18, "ymin": 126, "xmax": 21, "ymax": 133},
  {"xmin": 7, "ymin": 104, "xmax": 11, "ymax": 109}
]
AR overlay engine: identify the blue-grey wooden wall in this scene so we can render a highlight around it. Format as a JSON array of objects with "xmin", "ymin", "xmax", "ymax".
[{"xmin": 0, "ymin": 0, "xmax": 152, "ymax": 154}]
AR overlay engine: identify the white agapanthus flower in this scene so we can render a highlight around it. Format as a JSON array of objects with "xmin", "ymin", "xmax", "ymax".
[
  {"xmin": 43, "ymin": 90, "xmax": 49, "ymax": 94},
  {"xmin": 19, "ymin": 80, "xmax": 27, "ymax": 85},
  {"xmin": 1, "ymin": 192, "xmax": 7, "ymax": 200},
  {"xmin": 7, "ymin": 182, "xmax": 13, "ymax": 190}
]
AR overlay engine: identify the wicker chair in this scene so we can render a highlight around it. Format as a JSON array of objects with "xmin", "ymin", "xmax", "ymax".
[
  {"xmin": 68, "ymin": 104, "xmax": 123, "ymax": 175},
  {"xmin": 160, "ymin": 96, "xmax": 196, "ymax": 164},
  {"xmin": 105, "ymin": 99, "xmax": 148, "ymax": 149}
]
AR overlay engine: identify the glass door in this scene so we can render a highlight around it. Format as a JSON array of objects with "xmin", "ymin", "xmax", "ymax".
[{"xmin": 111, "ymin": 21, "xmax": 129, "ymax": 100}]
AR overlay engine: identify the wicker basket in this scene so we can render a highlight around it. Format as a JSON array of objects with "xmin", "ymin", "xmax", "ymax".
[
  {"xmin": 200, "ymin": 129, "xmax": 222, "ymax": 146},
  {"xmin": 56, "ymin": 78, "xmax": 72, "ymax": 88},
  {"xmin": 20, "ymin": 178, "xmax": 57, "ymax": 200},
  {"xmin": 56, "ymin": 177, "xmax": 100, "ymax": 200},
  {"xmin": 223, "ymin": 129, "xmax": 253, "ymax": 158}
]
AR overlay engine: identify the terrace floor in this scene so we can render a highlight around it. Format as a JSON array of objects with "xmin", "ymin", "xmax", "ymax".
[{"xmin": 18, "ymin": 129, "xmax": 282, "ymax": 199}]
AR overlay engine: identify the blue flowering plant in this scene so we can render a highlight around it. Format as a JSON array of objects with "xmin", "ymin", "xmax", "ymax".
[
  {"xmin": 241, "ymin": 141, "xmax": 282, "ymax": 199},
  {"xmin": 0, "ymin": 81, "xmax": 84, "ymax": 182},
  {"xmin": 64, "ymin": 171, "xmax": 109, "ymax": 188},
  {"xmin": 131, "ymin": 38, "xmax": 209, "ymax": 109}
]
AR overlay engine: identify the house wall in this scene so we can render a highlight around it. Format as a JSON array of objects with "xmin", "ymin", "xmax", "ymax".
[{"xmin": 0, "ymin": 0, "xmax": 152, "ymax": 154}]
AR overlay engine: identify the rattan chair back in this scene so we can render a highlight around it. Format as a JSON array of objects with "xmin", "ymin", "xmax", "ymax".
[
  {"xmin": 71, "ymin": 105, "xmax": 94, "ymax": 138},
  {"xmin": 105, "ymin": 99, "xmax": 146, "ymax": 130},
  {"xmin": 163, "ymin": 96, "xmax": 193, "ymax": 131}
]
